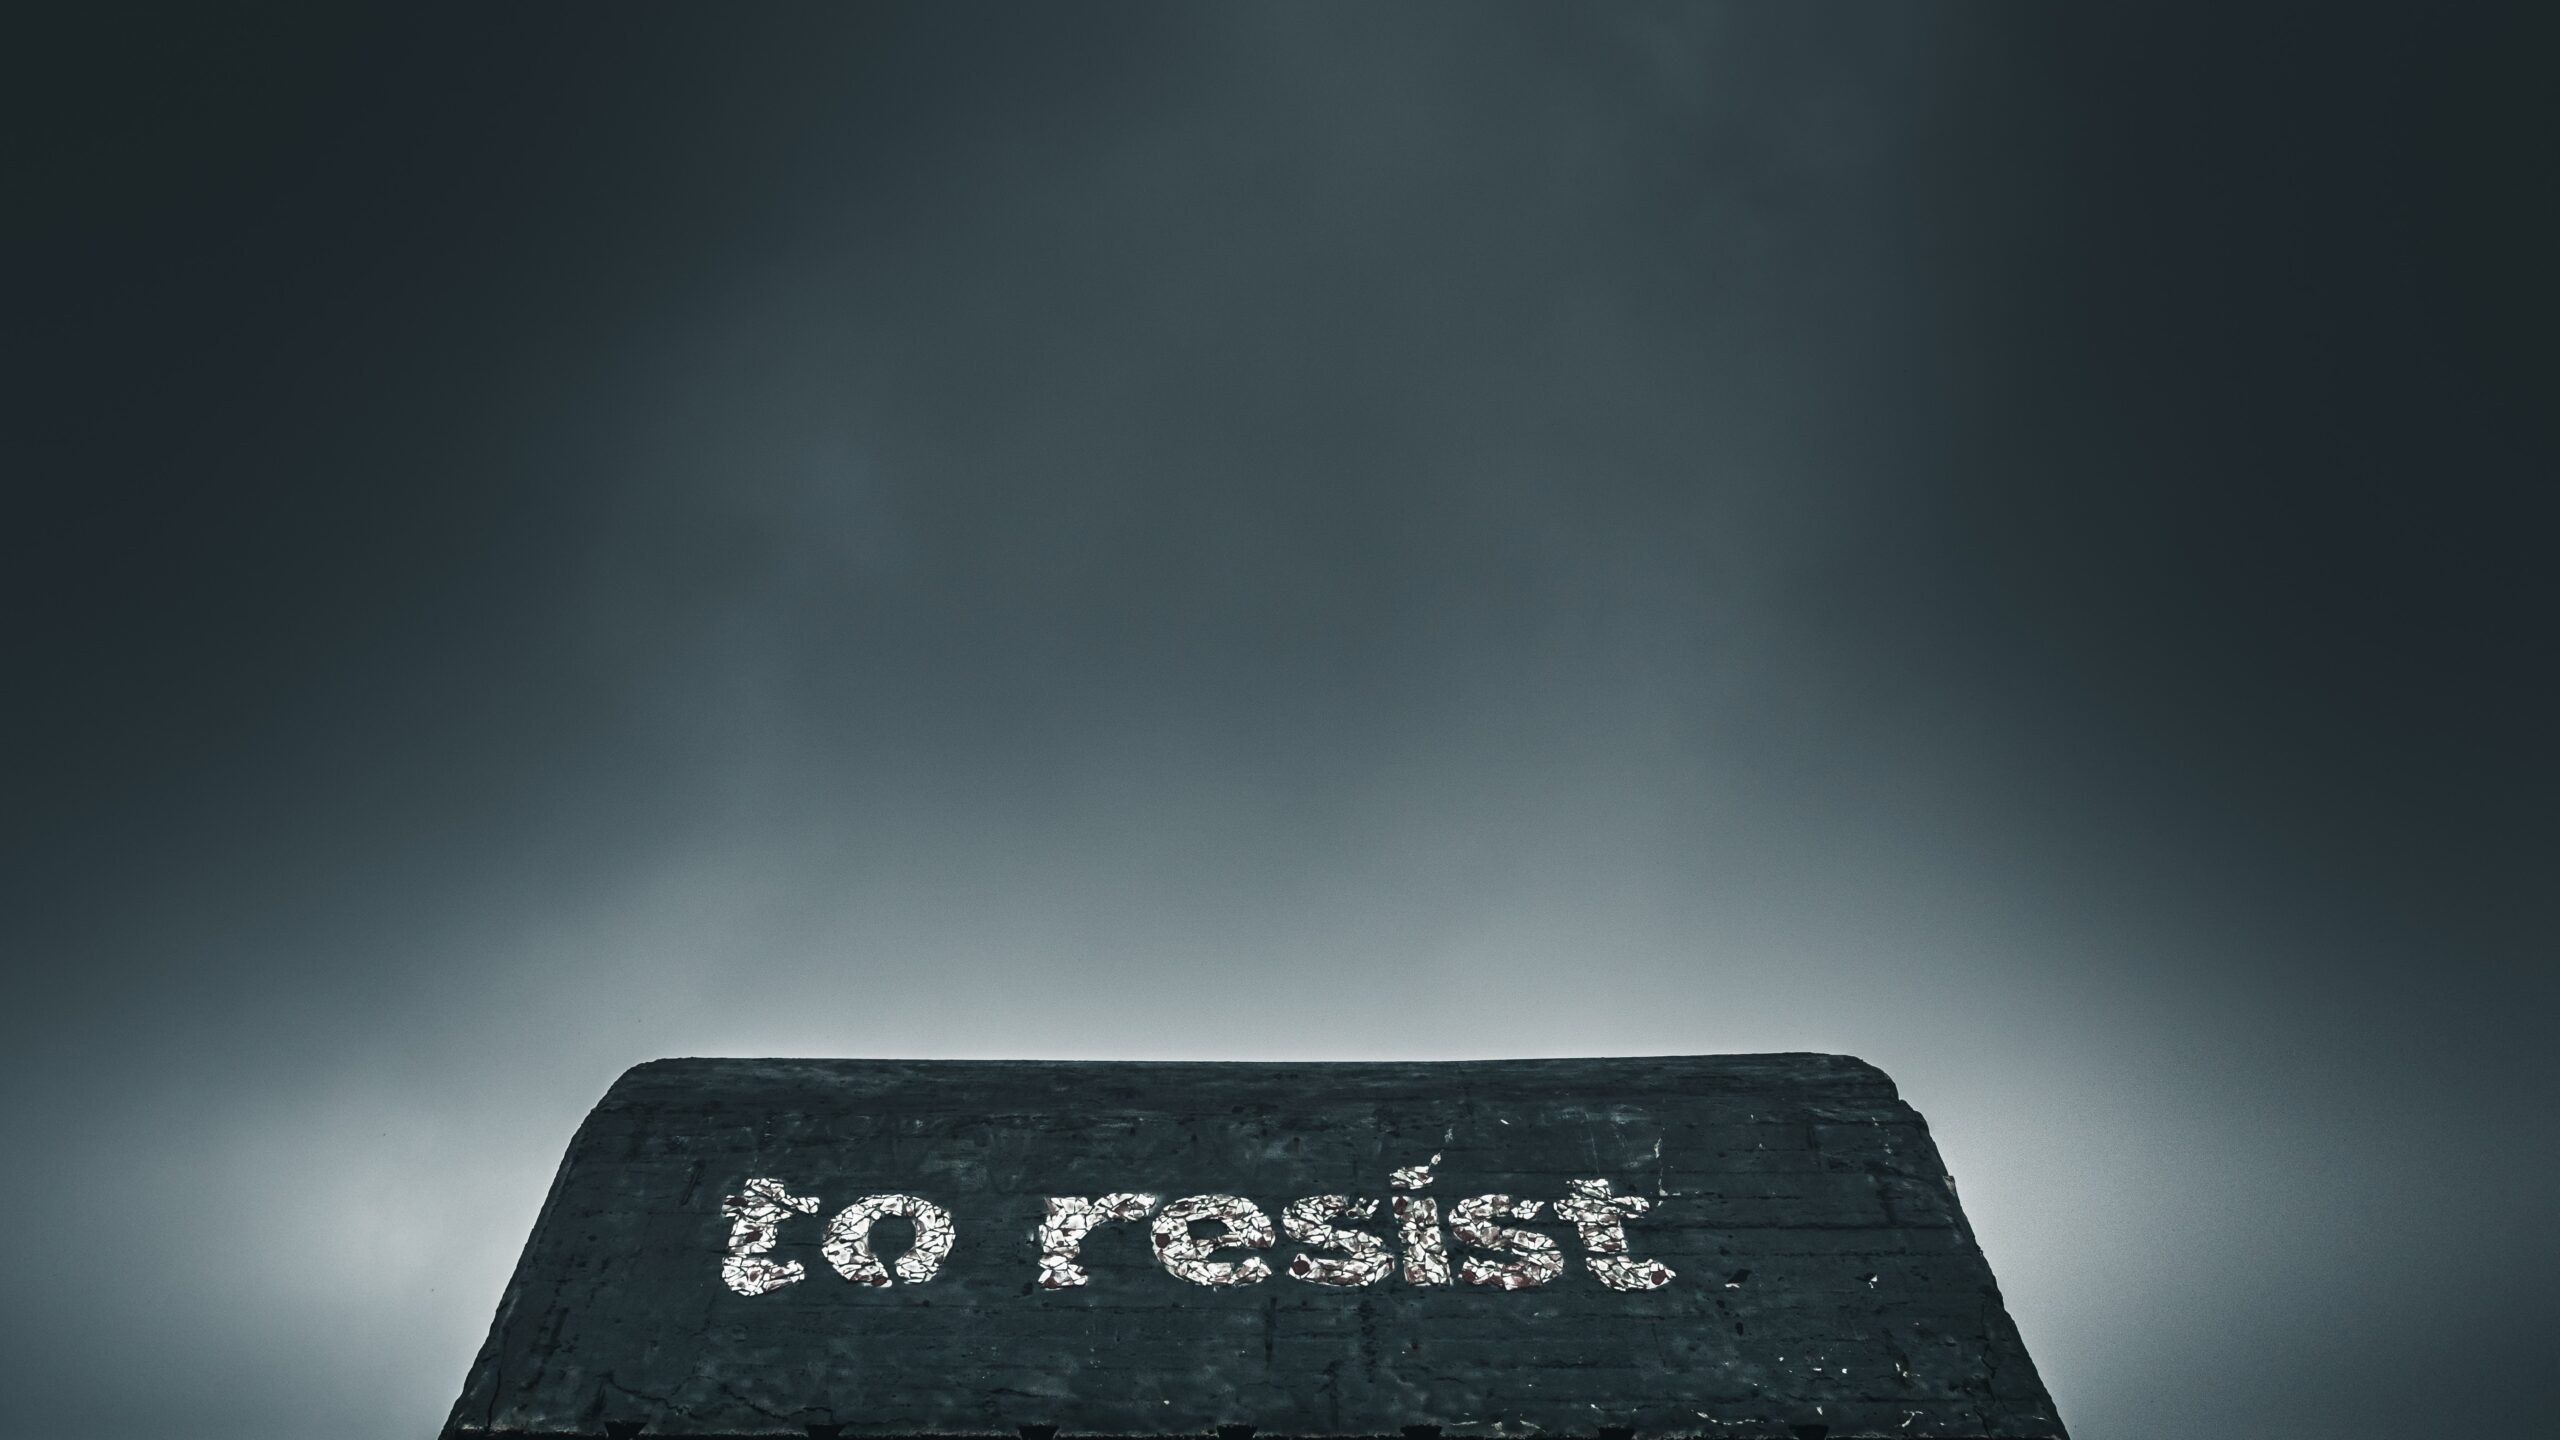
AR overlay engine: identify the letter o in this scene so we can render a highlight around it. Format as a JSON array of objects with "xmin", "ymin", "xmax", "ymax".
[{"xmin": 823, "ymin": 1193, "xmax": 956, "ymax": 1285}]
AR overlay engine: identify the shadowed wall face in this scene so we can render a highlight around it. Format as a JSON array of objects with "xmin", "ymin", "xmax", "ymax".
[
  {"xmin": 5, "ymin": 7, "xmax": 2552, "ymax": 1440},
  {"xmin": 447, "ymin": 1058, "xmax": 2065, "ymax": 1440}
]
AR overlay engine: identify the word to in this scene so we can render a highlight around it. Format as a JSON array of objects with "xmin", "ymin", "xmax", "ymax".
[{"xmin": 720, "ymin": 1156, "xmax": 1674, "ymax": 1297}]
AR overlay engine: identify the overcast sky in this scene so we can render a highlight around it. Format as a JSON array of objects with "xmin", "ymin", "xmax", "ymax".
[{"xmin": 6, "ymin": 5, "xmax": 2553, "ymax": 1439}]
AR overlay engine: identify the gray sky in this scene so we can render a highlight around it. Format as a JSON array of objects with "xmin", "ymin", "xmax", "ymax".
[{"xmin": 6, "ymin": 5, "xmax": 2553, "ymax": 1439}]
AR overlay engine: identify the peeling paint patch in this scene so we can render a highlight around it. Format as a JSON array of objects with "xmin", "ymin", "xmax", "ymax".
[
  {"xmin": 1552, "ymin": 1178, "xmax": 1674, "ymax": 1291},
  {"xmin": 718, "ymin": 1178, "xmax": 820, "ymax": 1295},
  {"xmin": 1034, "ymin": 1193, "xmax": 1159, "ymax": 1289},
  {"xmin": 822, "ymin": 1194, "xmax": 956, "ymax": 1286},
  {"xmin": 1280, "ymin": 1195, "xmax": 1393, "ymax": 1287},
  {"xmin": 1449, "ymin": 1194, "xmax": 1563, "ymax": 1290},
  {"xmin": 1152, "ymin": 1194, "xmax": 1274, "ymax": 1285}
]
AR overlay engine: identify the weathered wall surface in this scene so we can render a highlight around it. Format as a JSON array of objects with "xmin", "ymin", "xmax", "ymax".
[{"xmin": 443, "ymin": 1056, "xmax": 2065, "ymax": 1440}]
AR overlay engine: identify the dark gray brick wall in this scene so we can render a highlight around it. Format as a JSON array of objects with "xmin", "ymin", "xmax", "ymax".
[{"xmin": 443, "ymin": 1056, "xmax": 2065, "ymax": 1440}]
